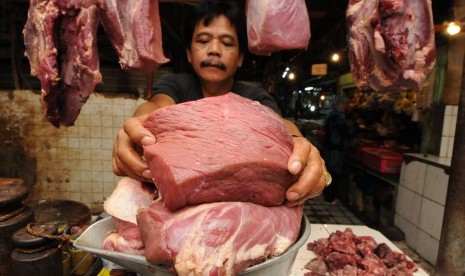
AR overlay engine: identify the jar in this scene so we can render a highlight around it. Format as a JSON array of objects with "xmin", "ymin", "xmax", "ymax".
[{"xmin": 68, "ymin": 233, "xmax": 95, "ymax": 275}]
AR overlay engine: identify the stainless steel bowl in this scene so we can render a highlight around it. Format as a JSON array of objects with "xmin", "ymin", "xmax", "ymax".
[{"xmin": 74, "ymin": 215, "xmax": 310, "ymax": 276}]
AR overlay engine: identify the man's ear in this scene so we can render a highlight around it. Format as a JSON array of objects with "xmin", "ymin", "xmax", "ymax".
[
  {"xmin": 237, "ymin": 53, "xmax": 244, "ymax": 68},
  {"xmin": 186, "ymin": 48, "xmax": 192, "ymax": 63}
]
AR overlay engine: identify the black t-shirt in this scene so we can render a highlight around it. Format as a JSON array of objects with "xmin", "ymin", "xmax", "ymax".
[{"xmin": 152, "ymin": 73, "xmax": 281, "ymax": 114}]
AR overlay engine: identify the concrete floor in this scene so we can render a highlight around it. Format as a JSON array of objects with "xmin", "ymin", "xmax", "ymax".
[{"xmin": 304, "ymin": 195, "xmax": 436, "ymax": 275}]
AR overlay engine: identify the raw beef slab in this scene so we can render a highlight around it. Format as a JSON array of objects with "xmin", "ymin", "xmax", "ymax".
[
  {"xmin": 143, "ymin": 93, "xmax": 296, "ymax": 211},
  {"xmin": 137, "ymin": 200, "xmax": 303, "ymax": 275}
]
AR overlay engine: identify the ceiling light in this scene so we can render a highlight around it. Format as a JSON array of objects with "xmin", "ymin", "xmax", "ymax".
[
  {"xmin": 330, "ymin": 53, "xmax": 340, "ymax": 62},
  {"xmin": 446, "ymin": 21, "xmax": 461, "ymax": 36},
  {"xmin": 288, "ymin": 72, "xmax": 295, "ymax": 80}
]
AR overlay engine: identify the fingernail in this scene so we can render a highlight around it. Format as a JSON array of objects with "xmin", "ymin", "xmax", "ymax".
[
  {"xmin": 141, "ymin": 136, "xmax": 155, "ymax": 146},
  {"xmin": 142, "ymin": 170, "xmax": 152, "ymax": 179},
  {"xmin": 290, "ymin": 161, "xmax": 302, "ymax": 174},
  {"xmin": 287, "ymin": 192, "xmax": 300, "ymax": 201}
]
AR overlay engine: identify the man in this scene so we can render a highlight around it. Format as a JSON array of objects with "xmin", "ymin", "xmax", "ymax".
[
  {"xmin": 323, "ymin": 95, "xmax": 351, "ymax": 203},
  {"xmin": 112, "ymin": 0, "xmax": 330, "ymax": 206}
]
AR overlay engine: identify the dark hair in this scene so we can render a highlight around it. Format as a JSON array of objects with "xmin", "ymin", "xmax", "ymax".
[{"xmin": 183, "ymin": 0, "xmax": 247, "ymax": 53}]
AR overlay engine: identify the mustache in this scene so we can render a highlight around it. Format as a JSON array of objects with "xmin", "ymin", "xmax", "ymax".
[{"xmin": 200, "ymin": 60, "xmax": 226, "ymax": 71}]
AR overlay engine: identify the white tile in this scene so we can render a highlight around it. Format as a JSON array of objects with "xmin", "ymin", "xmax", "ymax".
[
  {"xmin": 394, "ymin": 214, "xmax": 419, "ymax": 250},
  {"xmin": 440, "ymin": 137, "xmax": 449, "ymax": 157},
  {"xmin": 91, "ymin": 171, "xmax": 103, "ymax": 183},
  {"xmin": 419, "ymin": 198, "xmax": 444, "ymax": 240},
  {"xmin": 416, "ymin": 229, "xmax": 439, "ymax": 265},
  {"xmin": 395, "ymin": 186, "xmax": 422, "ymax": 225},
  {"xmin": 102, "ymin": 138, "xmax": 114, "ymax": 150},
  {"xmin": 423, "ymin": 165, "xmax": 449, "ymax": 205},
  {"xmin": 445, "ymin": 105, "xmax": 453, "ymax": 116},
  {"xmin": 447, "ymin": 138, "xmax": 455, "ymax": 158},
  {"xmin": 80, "ymin": 171, "xmax": 92, "ymax": 182},
  {"xmin": 442, "ymin": 115, "xmax": 452, "ymax": 136},
  {"xmin": 401, "ymin": 161, "xmax": 426, "ymax": 194},
  {"xmin": 90, "ymin": 138, "xmax": 102, "ymax": 149},
  {"xmin": 102, "ymin": 127, "xmax": 116, "ymax": 138}
]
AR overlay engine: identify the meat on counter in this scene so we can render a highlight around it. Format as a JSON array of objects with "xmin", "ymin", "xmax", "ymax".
[{"xmin": 305, "ymin": 228, "xmax": 418, "ymax": 275}]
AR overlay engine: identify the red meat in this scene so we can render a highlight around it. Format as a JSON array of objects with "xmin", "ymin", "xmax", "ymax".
[
  {"xmin": 143, "ymin": 93, "xmax": 296, "ymax": 211},
  {"xmin": 346, "ymin": 0, "xmax": 436, "ymax": 92},
  {"xmin": 137, "ymin": 200, "xmax": 303, "ymax": 275}
]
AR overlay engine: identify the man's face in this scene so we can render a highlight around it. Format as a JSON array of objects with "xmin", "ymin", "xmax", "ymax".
[{"xmin": 187, "ymin": 15, "xmax": 244, "ymax": 85}]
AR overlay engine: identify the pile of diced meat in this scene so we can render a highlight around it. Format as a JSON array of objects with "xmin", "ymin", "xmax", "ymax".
[
  {"xmin": 304, "ymin": 228, "xmax": 418, "ymax": 275},
  {"xmin": 102, "ymin": 94, "xmax": 303, "ymax": 276}
]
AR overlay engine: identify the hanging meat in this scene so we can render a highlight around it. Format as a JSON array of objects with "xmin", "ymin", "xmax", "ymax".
[
  {"xmin": 246, "ymin": 0, "xmax": 311, "ymax": 56},
  {"xmin": 346, "ymin": 0, "xmax": 436, "ymax": 92},
  {"xmin": 23, "ymin": 0, "xmax": 169, "ymax": 127}
]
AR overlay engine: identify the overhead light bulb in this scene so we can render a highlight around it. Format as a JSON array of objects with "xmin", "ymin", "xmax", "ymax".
[
  {"xmin": 288, "ymin": 72, "xmax": 295, "ymax": 80},
  {"xmin": 331, "ymin": 53, "xmax": 340, "ymax": 62},
  {"xmin": 446, "ymin": 21, "xmax": 461, "ymax": 36}
]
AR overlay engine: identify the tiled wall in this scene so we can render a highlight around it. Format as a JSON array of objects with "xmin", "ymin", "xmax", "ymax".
[
  {"xmin": 395, "ymin": 158, "xmax": 450, "ymax": 265},
  {"xmin": 0, "ymin": 90, "xmax": 145, "ymax": 212},
  {"xmin": 440, "ymin": 105, "xmax": 458, "ymax": 157}
]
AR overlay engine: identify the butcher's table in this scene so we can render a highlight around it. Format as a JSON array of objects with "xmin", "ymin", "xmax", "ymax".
[{"xmin": 289, "ymin": 224, "xmax": 429, "ymax": 276}]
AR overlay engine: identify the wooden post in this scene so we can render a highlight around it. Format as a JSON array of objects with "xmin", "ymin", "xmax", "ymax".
[{"xmin": 435, "ymin": 50, "xmax": 465, "ymax": 275}]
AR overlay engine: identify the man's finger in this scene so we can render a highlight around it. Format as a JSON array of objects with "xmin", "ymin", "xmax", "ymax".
[
  {"xmin": 114, "ymin": 129, "xmax": 152, "ymax": 181},
  {"xmin": 288, "ymin": 136, "xmax": 312, "ymax": 175},
  {"xmin": 123, "ymin": 116, "xmax": 156, "ymax": 146}
]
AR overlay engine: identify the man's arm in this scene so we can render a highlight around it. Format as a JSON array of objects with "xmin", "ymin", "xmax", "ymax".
[
  {"xmin": 112, "ymin": 94, "xmax": 176, "ymax": 182},
  {"xmin": 133, "ymin": 94, "xmax": 176, "ymax": 116}
]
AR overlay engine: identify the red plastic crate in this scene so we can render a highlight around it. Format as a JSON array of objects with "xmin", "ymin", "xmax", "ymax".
[{"xmin": 361, "ymin": 147, "xmax": 403, "ymax": 174}]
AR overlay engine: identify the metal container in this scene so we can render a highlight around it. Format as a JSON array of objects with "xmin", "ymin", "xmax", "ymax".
[
  {"xmin": 74, "ymin": 215, "xmax": 310, "ymax": 276},
  {"xmin": 0, "ymin": 178, "xmax": 28, "ymax": 208},
  {"xmin": 0, "ymin": 178, "xmax": 33, "ymax": 275},
  {"xmin": 10, "ymin": 224, "xmax": 63, "ymax": 276}
]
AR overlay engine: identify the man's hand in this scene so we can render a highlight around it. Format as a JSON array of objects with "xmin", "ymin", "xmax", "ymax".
[
  {"xmin": 285, "ymin": 136, "xmax": 327, "ymax": 206},
  {"xmin": 112, "ymin": 115, "xmax": 156, "ymax": 182},
  {"xmin": 112, "ymin": 94, "xmax": 176, "ymax": 182}
]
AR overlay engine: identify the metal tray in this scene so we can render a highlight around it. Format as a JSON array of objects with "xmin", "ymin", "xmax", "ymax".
[{"xmin": 74, "ymin": 215, "xmax": 310, "ymax": 276}]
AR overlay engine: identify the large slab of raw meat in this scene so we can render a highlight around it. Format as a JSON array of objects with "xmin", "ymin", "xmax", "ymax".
[
  {"xmin": 246, "ymin": 0, "xmax": 311, "ymax": 55},
  {"xmin": 346, "ymin": 0, "xmax": 436, "ymax": 92},
  {"xmin": 24, "ymin": 0, "xmax": 102, "ymax": 127},
  {"xmin": 137, "ymin": 200, "xmax": 303, "ymax": 275},
  {"xmin": 143, "ymin": 93, "xmax": 296, "ymax": 211},
  {"xmin": 99, "ymin": 0, "xmax": 169, "ymax": 71}
]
